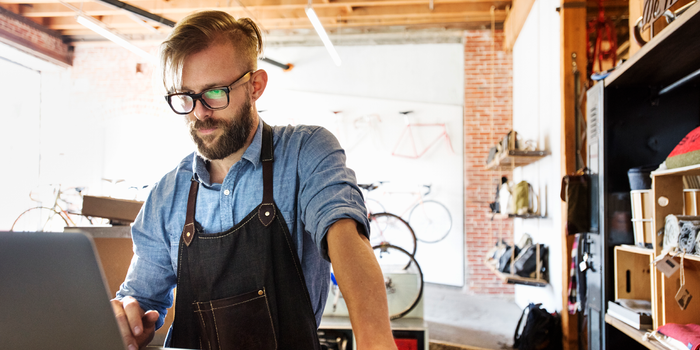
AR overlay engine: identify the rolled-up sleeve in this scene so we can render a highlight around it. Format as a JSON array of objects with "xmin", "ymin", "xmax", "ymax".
[
  {"xmin": 115, "ymin": 181, "xmax": 178, "ymax": 330},
  {"xmin": 297, "ymin": 127, "xmax": 370, "ymax": 261}
]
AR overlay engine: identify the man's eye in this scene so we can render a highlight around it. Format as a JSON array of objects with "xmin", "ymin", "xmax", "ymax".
[{"xmin": 204, "ymin": 89, "xmax": 227, "ymax": 99}]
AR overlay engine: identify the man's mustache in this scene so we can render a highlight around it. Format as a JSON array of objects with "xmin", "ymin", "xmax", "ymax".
[{"xmin": 191, "ymin": 118, "xmax": 226, "ymax": 130}]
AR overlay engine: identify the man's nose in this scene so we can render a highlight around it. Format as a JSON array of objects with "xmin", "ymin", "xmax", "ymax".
[{"xmin": 193, "ymin": 99, "xmax": 212, "ymax": 120}]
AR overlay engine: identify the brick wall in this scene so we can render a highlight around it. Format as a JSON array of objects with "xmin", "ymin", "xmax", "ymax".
[
  {"xmin": 70, "ymin": 44, "xmax": 164, "ymax": 118},
  {"xmin": 463, "ymin": 29, "xmax": 514, "ymax": 294},
  {"xmin": 0, "ymin": 6, "xmax": 71, "ymax": 66}
]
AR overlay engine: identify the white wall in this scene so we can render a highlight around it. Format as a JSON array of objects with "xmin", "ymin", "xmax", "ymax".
[
  {"xmin": 260, "ymin": 44, "xmax": 466, "ymax": 286},
  {"xmin": 0, "ymin": 55, "xmax": 41, "ymax": 230},
  {"xmin": 1, "ymin": 41, "xmax": 466, "ymax": 286},
  {"xmin": 262, "ymin": 44, "xmax": 465, "ymax": 106},
  {"xmin": 512, "ymin": 0, "xmax": 563, "ymax": 312}
]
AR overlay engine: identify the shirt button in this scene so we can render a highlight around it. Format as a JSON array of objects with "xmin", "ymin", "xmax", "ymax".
[{"xmin": 224, "ymin": 189, "xmax": 230, "ymax": 196}]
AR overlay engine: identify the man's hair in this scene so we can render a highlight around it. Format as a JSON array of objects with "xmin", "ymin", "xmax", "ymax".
[{"xmin": 160, "ymin": 10, "xmax": 263, "ymax": 92}]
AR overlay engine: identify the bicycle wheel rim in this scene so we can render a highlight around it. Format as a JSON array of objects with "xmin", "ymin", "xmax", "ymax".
[
  {"xmin": 372, "ymin": 243, "xmax": 424, "ymax": 320},
  {"xmin": 408, "ymin": 200, "xmax": 452, "ymax": 243},
  {"xmin": 368, "ymin": 212, "xmax": 417, "ymax": 257},
  {"xmin": 10, "ymin": 207, "xmax": 69, "ymax": 232}
]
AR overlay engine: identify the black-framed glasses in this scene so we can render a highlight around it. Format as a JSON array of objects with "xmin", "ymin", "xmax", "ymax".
[{"xmin": 165, "ymin": 70, "xmax": 254, "ymax": 115}]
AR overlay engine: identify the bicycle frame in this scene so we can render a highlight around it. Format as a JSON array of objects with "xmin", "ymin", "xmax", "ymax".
[
  {"xmin": 377, "ymin": 185, "xmax": 431, "ymax": 218},
  {"xmin": 391, "ymin": 123, "xmax": 454, "ymax": 159}
]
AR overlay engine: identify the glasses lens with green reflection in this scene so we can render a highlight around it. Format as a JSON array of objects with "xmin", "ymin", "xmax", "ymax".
[{"xmin": 202, "ymin": 88, "xmax": 229, "ymax": 108}]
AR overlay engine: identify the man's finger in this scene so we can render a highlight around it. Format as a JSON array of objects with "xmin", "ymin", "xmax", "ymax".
[
  {"xmin": 110, "ymin": 299, "xmax": 138, "ymax": 350},
  {"xmin": 143, "ymin": 310, "xmax": 159, "ymax": 329},
  {"xmin": 121, "ymin": 296, "xmax": 146, "ymax": 336}
]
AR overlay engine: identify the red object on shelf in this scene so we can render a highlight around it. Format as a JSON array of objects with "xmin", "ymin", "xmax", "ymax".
[{"xmin": 394, "ymin": 338, "xmax": 418, "ymax": 350}]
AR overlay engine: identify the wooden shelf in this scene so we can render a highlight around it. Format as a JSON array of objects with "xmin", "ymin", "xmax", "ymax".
[
  {"xmin": 652, "ymin": 162, "xmax": 700, "ymax": 177},
  {"xmin": 615, "ymin": 244, "xmax": 655, "ymax": 255},
  {"xmin": 484, "ymin": 258, "xmax": 548, "ymax": 287},
  {"xmin": 604, "ymin": 2, "xmax": 700, "ymax": 88},
  {"xmin": 509, "ymin": 214, "xmax": 546, "ymax": 219},
  {"xmin": 491, "ymin": 213, "xmax": 547, "ymax": 220},
  {"xmin": 486, "ymin": 150, "xmax": 550, "ymax": 170},
  {"xmin": 605, "ymin": 314, "xmax": 663, "ymax": 350}
]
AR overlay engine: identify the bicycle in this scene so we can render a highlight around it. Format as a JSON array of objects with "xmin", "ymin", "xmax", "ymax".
[
  {"xmin": 10, "ymin": 184, "xmax": 97, "ymax": 232},
  {"xmin": 360, "ymin": 182, "xmax": 417, "ymax": 257},
  {"xmin": 391, "ymin": 110, "xmax": 454, "ymax": 159},
  {"xmin": 358, "ymin": 182, "xmax": 386, "ymax": 217},
  {"xmin": 373, "ymin": 242, "xmax": 424, "ymax": 320},
  {"xmin": 327, "ymin": 242, "xmax": 424, "ymax": 320},
  {"xmin": 367, "ymin": 182, "xmax": 453, "ymax": 244}
]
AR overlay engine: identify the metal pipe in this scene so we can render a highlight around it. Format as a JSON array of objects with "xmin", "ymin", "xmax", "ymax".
[
  {"xmin": 92, "ymin": 0, "xmax": 176, "ymax": 27},
  {"xmin": 658, "ymin": 67, "xmax": 700, "ymax": 96},
  {"xmin": 77, "ymin": 1, "xmax": 295, "ymax": 71},
  {"xmin": 260, "ymin": 57, "xmax": 291, "ymax": 71}
]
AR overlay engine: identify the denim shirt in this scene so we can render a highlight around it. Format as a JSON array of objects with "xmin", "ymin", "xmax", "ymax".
[{"xmin": 116, "ymin": 120, "xmax": 369, "ymax": 330}]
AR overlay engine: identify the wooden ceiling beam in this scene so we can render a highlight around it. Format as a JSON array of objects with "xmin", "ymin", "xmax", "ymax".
[{"xmin": 22, "ymin": 1, "xmax": 506, "ymax": 21}]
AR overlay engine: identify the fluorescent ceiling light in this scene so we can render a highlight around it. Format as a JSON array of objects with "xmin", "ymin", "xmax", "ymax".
[
  {"xmin": 305, "ymin": 6, "xmax": 342, "ymax": 66},
  {"xmin": 76, "ymin": 15, "xmax": 156, "ymax": 63}
]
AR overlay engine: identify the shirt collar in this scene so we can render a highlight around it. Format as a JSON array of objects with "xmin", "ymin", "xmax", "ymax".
[{"xmin": 191, "ymin": 118, "xmax": 264, "ymax": 186}]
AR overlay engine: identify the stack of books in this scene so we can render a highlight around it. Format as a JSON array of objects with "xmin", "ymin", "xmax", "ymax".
[{"xmin": 607, "ymin": 299, "xmax": 652, "ymax": 330}]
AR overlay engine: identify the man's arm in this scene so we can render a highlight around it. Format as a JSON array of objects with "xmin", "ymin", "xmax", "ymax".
[{"xmin": 327, "ymin": 218, "xmax": 398, "ymax": 350}]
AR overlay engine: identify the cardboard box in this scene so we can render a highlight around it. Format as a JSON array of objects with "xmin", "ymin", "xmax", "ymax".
[{"xmin": 82, "ymin": 196, "xmax": 143, "ymax": 223}]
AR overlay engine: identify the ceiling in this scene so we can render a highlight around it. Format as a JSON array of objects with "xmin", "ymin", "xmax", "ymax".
[
  {"xmin": 0, "ymin": 0, "xmax": 628, "ymax": 45},
  {"xmin": 0, "ymin": 0, "xmax": 511, "ymax": 44}
]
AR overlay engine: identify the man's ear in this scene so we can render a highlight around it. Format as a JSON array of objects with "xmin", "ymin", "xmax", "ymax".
[{"xmin": 250, "ymin": 69, "xmax": 268, "ymax": 102}]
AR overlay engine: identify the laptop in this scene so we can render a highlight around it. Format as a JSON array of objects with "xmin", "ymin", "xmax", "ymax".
[{"xmin": 0, "ymin": 231, "xmax": 168, "ymax": 350}]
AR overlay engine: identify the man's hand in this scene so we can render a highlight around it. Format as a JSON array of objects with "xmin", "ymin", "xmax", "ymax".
[{"xmin": 110, "ymin": 296, "xmax": 159, "ymax": 350}]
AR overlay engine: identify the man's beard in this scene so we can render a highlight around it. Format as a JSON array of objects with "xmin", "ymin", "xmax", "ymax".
[{"xmin": 189, "ymin": 97, "xmax": 254, "ymax": 160}]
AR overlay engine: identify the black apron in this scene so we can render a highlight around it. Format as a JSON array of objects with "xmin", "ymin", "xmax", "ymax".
[{"xmin": 170, "ymin": 122, "xmax": 321, "ymax": 350}]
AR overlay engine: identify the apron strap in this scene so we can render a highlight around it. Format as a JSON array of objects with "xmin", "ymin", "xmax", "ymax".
[
  {"xmin": 259, "ymin": 121, "xmax": 275, "ymax": 227},
  {"xmin": 182, "ymin": 177, "xmax": 199, "ymax": 246}
]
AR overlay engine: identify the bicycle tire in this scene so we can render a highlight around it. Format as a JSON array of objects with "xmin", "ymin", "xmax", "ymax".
[
  {"xmin": 10, "ymin": 206, "xmax": 69, "ymax": 232},
  {"xmin": 408, "ymin": 200, "xmax": 452, "ymax": 243},
  {"xmin": 372, "ymin": 242, "xmax": 424, "ymax": 320},
  {"xmin": 368, "ymin": 212, "xmax": 417, "ymax": 258}
]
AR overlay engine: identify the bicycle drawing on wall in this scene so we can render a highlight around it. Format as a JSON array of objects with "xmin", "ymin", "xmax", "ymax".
[{"xmin": 391, "ymin": 110, "xmax": 454, "ymax": 159}]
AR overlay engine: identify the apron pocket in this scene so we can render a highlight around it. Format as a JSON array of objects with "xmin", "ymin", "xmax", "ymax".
[{"xmin": 193, "ymin": 288, "xmax": 277, "ymax": 350}]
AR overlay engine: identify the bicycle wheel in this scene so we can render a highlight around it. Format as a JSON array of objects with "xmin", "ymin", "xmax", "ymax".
[
  {"xmin": 365, "ymin": 198, "xmax": 385, "ymax": 217},
  {"xmin": 10, "ymin": 207, "xmax": 69, "ymax": 232},
  {"xmin": 408, "ymin": 200, "xmax": 452, "ymax": 243},
  {"xmin": 373, "ymin": 242, "xmax": 424, "ymax": 320},
  {"xmin": 368, "ymin": 212, "xmax": 417, "ymax": 257}
]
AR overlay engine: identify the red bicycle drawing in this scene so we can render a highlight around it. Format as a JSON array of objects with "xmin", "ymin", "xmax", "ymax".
[{"xmin": 391, "ymin": 111, "xmax": 454, "ymax": 159}]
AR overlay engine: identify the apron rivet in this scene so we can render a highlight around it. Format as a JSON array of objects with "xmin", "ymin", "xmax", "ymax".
[
  {"xmin": 186, "ymin": 232, "xmax": 191, "ymax": 237},
  {"xmin": 258, "ymin": 290, "xmax": 264, "ymax": 295},
  {"xmin": 265, "ymin": 211, "xmax": 270, "ymax": 216}
]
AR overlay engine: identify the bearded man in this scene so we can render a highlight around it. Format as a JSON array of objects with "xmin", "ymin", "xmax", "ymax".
[{"xmin": 110, "ymin": 10, "xmax": 397, "ymax": 350}]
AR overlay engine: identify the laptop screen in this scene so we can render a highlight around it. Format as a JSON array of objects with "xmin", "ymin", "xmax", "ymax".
[{"xmin": 0, "ymin": 231, "xmax": 127, "ymax": 350}]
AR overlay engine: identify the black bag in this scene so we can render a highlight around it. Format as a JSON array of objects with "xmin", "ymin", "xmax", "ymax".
[
  {"xmin": 561, "ymin": 171, "xmax": 591, "ymax": 235},
  {"xmin": 513, "ymin": 303, "xmax": 562, "ymax": 350},
  {"xmin": 513, "ymin": 244, "xmax": 548, "ymax": 278},
  {"xmin": 497, "ymin": 245, "xmax": 520, "ymax": 273}
]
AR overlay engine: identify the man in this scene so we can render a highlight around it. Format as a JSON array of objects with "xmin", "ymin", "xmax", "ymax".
[{"xmin": 111, "ymin": 10, "xmax": 397, "ymax": 350}]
